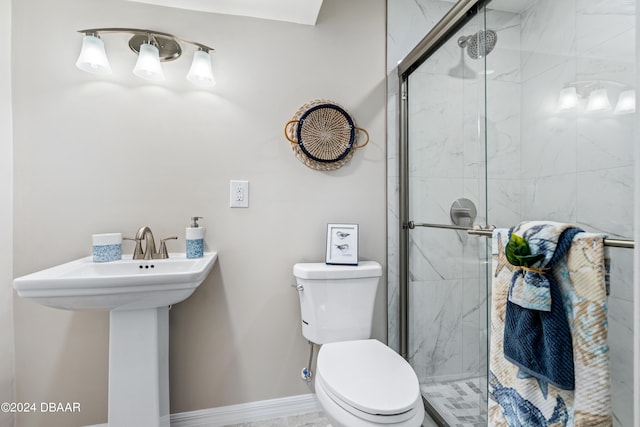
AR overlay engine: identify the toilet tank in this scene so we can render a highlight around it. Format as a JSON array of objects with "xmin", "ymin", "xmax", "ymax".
[{"xmin": 293, "ymin": 261, "xmax": 382, "ymax": 345}]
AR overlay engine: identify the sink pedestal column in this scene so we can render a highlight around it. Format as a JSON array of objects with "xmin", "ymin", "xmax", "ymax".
[{"xmin": 108, "ymin": 307, "xmax": 170, "ymax": 427}]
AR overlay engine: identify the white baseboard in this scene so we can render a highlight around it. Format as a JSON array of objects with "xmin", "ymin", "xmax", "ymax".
[
  {"xmin": 85, "ymin": 393, "xmax": 321, "ymax": 427},
  {"xmin": 171, "ymin": 393, "xmax": 321, "ymax": 427}
]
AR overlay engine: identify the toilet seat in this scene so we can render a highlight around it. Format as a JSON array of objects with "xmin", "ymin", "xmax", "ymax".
[{"xmin": 316, "ymin": 339, "xmax": 422, "ymax": 424}]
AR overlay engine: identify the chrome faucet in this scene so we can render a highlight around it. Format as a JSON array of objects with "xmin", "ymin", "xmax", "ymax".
[
  {"xmin": 127, "ymin": 226, "xmax": 178, "ymax": 260},
  {"xmin": 134, "ymin": 226, "xmax": 156, "ymax": 260}
]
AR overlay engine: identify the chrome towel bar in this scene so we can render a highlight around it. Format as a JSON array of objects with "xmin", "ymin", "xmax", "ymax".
[{"xmin": 406, "ymin": 221, "xmax": 634, "ymax": 249}]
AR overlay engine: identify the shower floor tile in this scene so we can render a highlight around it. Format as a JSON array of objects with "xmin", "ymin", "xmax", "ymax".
[{"xmin": 421, "ymin": 377, "xmax": 486, "ymax": 427}]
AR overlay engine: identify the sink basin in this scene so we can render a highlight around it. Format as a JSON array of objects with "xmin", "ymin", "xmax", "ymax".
[{"xmin": 13, "ymin": 252, "xmax": 218, "ymax": 311}]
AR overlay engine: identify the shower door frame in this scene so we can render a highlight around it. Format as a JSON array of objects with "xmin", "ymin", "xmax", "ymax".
[{"xmin": 397, "ymin": 0, "xmax": 490, "ymax": 361}]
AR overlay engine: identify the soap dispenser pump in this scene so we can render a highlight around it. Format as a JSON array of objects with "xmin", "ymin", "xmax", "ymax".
[{"xmin": 186, "ymin": 216, "xmax": 205, "ymax": 259}]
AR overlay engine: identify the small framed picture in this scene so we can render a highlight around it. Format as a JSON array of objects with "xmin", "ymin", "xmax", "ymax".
[{"xmin": 326, "ymin": 223, "xmax": 358, "ymax": 265}]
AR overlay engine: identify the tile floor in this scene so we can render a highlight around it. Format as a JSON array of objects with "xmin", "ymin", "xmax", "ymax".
[
  {"xmin": 422, "ymin": 377, "xmax": 486, "ymax": 427},
  {"xmin": 223, "ymin": 410, "xmax": 439, "ymax": 427},
  {"xmin": 223, "ymin": 411, "xmax": 329, "ymax": 427}
]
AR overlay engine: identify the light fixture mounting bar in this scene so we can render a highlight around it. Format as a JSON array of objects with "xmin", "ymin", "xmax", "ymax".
[{"xmin": 129, "ymin": 33, "xmax": 181, "ymax": 62}]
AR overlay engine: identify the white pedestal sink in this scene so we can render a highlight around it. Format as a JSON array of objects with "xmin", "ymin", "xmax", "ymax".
[{"xmin": 13, "ymin": 252, "xmax": 218, "ymax": 427}]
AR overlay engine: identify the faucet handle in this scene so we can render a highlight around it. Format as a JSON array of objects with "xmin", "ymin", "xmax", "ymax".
[
  {"xmin": 156, "ymin": 236, "xmax": 178, "ymax": 259},
  {"xmin": 123, "ymin": 236, "xmax": 145, "ymax": 259}
]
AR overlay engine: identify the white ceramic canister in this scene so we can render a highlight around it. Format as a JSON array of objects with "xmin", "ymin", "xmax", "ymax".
[{"xmin": 92, "ymin": 233, "xmax": 122, "ymax": 263}]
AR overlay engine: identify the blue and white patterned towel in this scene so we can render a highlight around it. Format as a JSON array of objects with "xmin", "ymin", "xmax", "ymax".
[
  {"xmin": 507, "ymin": 221, "xmax": 575, "ymax": 311},
  {"xmin": 504, "ymin": 222, "xmax": 582, "ymax": 391},
  {"xmin": 489, "ymin": 227, "xmax": 612, "ymax": 426}
]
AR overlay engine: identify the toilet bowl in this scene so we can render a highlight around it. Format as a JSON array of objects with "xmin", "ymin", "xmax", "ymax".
[
  {"xmin": 293, "ymin": 262, "xmax": 424, "ymax": 427},
  {"xmin": 315, "ymin": 339, "xmax": 424, "ymax": 427}
]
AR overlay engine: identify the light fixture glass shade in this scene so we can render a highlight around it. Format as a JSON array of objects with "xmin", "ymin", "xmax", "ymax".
[
  {"xmin": 586, "ymin": 88, "xmax": 611, "ymax": 113},
  {"xmin": 75, "ymin": 35, "xmax": 112, "ymax": 75},
  {"xmin": 133, "ymin": 43, "xmax": 165, "ymax": 81},
  {"xmin": 614, "ymin": 89, "xmax": 636, "ymax": 114},
  {"xmin": 187, "ymin": 50, "xmax": 216, "ymax": 87},
  {"xmin": 557, "ymin": 86, "xmax": 578, "ymax": 111}
]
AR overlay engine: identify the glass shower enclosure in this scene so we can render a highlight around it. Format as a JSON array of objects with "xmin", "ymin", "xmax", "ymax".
[
  {"xmin": 399, "ymin": 3, "xmax": 490, "ymax": 425},
  {"xmin": 394, "ymin": 0, "xmax": 635, "ymax": 425}
]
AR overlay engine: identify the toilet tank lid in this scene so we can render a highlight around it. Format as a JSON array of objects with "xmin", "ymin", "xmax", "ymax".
[{"xmin": 293, "ymin": 261, "xmax": 382, "ymax": 280}]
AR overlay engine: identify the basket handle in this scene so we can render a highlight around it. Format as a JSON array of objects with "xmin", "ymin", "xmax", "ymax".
[
  {"xmin": 284, "ymin": 120, "xmax": 299, "ymax": 144},
  {"xmin": 353, "ymin": 127, "xmax": 370, "ymax": 149}
]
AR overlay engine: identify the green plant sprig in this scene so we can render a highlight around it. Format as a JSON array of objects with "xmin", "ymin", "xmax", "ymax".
[{"xmin": 504, "ymin": 233, "xmax": 545, "ymax": 267}]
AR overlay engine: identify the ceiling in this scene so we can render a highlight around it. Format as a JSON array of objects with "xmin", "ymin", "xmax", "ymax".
[
  {"xmin": 125, "ymin": 0, "xmax": 535, "ymax": 27},
  {"xmin": 126, "ymin": 0, "xmax": 324, "ymax": 25}
]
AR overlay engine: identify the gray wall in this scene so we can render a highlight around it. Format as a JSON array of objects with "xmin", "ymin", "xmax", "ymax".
[
  {"xmin": 11, "ymin": 0, "xmax": 386, "ymax": 426},
  {"xmin": 1, "ymin": 0, "xmax": 15, "ymax": 426}
]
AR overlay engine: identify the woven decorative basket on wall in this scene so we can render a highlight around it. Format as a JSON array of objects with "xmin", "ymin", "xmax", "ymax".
[{"xmin": 284, "ymin": 99, "xmax": 369, "ymax": 171}]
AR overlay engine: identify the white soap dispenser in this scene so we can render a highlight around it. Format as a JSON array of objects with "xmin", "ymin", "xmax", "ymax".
[{"xmin": 186, "ymin": 216, "xmax": 205, "ymax": 259}]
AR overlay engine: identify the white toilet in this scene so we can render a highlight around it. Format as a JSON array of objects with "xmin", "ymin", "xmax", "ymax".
[{"xmin": 293, "ymin": 261, "xmax": 424, "ymax": 427}]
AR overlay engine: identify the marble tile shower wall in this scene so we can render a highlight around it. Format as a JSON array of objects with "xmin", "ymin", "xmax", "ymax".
[
  {"xmin": 387, "ymin": 1, "xmax": 524, "ymax": 363},
  {"xmin": 388, "ymin": 0, "xmax": 634, "ymax": 425},
  {"xmin": 405, "ymin": 50, "xmax": 484, "ymax": 384},
  {"xmin": 386, "ymin": 0, "xmax": 456, "ymax": 354},
  {"xmin": 519, "ymin": 1, "xmax": 635, "ymax": 425},
  {"xmin": 404, "ymin": 7, "xmax": 522, "ymax": 385}
]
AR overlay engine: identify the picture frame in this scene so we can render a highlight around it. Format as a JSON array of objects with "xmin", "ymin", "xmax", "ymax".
[{"xmin": 325, "ymin": 223, "xmax": 359, "ymax": 265}]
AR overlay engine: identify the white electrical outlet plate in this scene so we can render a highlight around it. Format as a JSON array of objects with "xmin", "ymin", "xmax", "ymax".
[{"xmin": 230, "ymin": 180, "xmax": 249, "ymax": 208}]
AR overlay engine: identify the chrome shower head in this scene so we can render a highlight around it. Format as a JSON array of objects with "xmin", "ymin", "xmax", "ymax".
[{"xmin": 458, "ymin": 29, "xmax": 497, "ymax": 59}]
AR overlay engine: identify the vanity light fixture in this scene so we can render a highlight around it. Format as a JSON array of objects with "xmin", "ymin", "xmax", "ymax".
[
  {"xmin": 187, "ymin": 48, "xmax": 216, "ymax": 87},
  {"xmin": 133, "ymin": 42, "xmax": 165, "ymax": 81},
  {"xmin": 76, "ymin": 28, "xmax": 215, "ymax": 87},
  {"xmin": 75, "ymin": 33, "xmax": 112, "ymax": 75}
]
